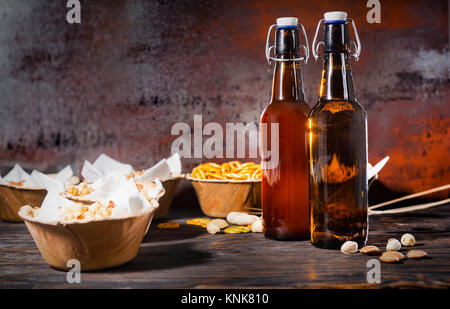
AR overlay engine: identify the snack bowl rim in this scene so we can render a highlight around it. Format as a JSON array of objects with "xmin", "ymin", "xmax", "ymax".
[
  {"xmin": 0, "ymin": 183, "xmax": 47, "ymax": 192},
  {"xmin": 18, "ymin": 200, "xmax": 159, "ymax": 226},
  {"xmin": 186, "ymin": 174, "xmax": 261, "ymax": 184}
]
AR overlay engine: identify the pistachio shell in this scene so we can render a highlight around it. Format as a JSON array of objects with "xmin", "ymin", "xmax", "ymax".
[
  {"xmin": 386, "ymin": 238, "xmax": 402, "ymax": 251},
  {"xmin": 401, "ymin": 233, "xmax": 415, "ymax": 247},
  {"xmin": 341, "ymin": 241, "xmax": 358, "ymax": 254}
]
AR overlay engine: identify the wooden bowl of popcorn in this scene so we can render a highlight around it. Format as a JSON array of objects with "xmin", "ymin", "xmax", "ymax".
[
  {"xmin": 0, "ymin": 184, "xmax": 46, "ymax": 222},
  {"xmin": 154, "ymin": 175, "xmax": 183, "ymax": 220},
  {"xmin": 0, "ymin": 164, "xmax": 78, "ymax": 222},
  {"xmin": 81, "ymin": 153, "xmax": 183, "ymax": 220},
  {"xmin": 18, "ymin": 175, "xmax": 163, "ymax": 271},
  {"xmin": 19, "ymin": 204, "xmax": 157, "ymax": 271}
]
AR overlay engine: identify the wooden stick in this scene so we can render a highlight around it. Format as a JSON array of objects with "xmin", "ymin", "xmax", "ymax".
[
  {"xmin": 369, "ymin": 198, "xmax": 450, "ymax": 215},
  {"xmin": 369, "ymin": 184, "xmax": 450, "ymax": 210}
]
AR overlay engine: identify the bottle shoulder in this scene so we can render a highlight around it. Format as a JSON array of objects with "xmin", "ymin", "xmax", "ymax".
[
  {"xmin": 261, "ymin": 100, "xmax": 310, "ymax": 120},
  {"xmin": 309, "ymin": 99, "xmax": 366, "ymax": 117}
]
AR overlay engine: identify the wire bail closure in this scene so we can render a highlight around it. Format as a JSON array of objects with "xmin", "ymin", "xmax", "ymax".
[
  {"xmin": 265, "ymin": 23, "xmax": 310, "ymax": 65},
  {"xmin": 311, "ymin": 18, "xmax": 361, "ymax": 61}
]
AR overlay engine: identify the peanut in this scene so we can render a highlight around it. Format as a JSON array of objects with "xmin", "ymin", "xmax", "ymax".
[
  {"xmin": 206, "ymin": 222, "xmax": 220, "ymax": 234},
  {"xmin": 251, "ymin": 219, "xmax": 263, "ymax": 233},
  {"xmin": 226, "ymin": 212, "xmax": 259, "ymax": 225},
  {"xmin": 360, "ymin": 245, "xmax": 381, "ymax": 255},
  {"xmin": 407, "ymin": 250, "xmax": 427, "ymax": 259},
  {"xmin": 401, "ymin": 233, "xmax": 415, "ymax": 247},
  {"xmin": 209, "ymin": 219, "xmax": 229, "ymax": 229},
  {"xmin": 380, "ymin": 254, "xmax": 400, "ymax": 263},
  {"xmin": 386, "ymin": 238, "xmax": 402, "ymax": 251},
  {"xmin": 382, "ymin": 251, "xmax": 405, "ymax": 260},
  {"xmin": 341, "ymin": 241, "xmax": 358, "ymax": 254}
]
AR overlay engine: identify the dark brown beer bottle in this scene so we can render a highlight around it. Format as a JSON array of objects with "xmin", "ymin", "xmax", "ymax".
[
  {"xmin": 260, "ymin": 17, "xmax": 310, "ymax": 240},
  {"xmin": 309, "ymin": 12, "xmax": 368, "ymax": 249}
]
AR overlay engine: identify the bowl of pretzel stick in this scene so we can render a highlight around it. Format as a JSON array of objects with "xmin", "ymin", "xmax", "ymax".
[{"xmin": 187, "ymin": 161, "xmax": 261, "ymax": 218}]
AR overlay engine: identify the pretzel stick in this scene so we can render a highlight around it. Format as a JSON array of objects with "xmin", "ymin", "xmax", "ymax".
[
  {"xmin": 369, "ymin": 198, "xmax": 450, "ymax": 215},
  {"xmin": 369, "ymin": 184, "xmax": 450, "ymax": 210},
  {"xmin": 245, "ymin": 185, "xmax": 449, "ymax": 216}
]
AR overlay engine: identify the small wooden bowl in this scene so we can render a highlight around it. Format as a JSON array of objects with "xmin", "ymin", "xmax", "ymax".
[
  {"xmin": 0, "ymin": 184, "xmax": 47, "ymax": 222},
  {"xmin": 187, "ymin": 175, "xmax": 261, "ymax": 218},
  {"xmin": 154, "ymin": 175, "xmax": 183, "ymax": 220},
  {"xmin": 19, "ymin": 205, "xmax": 157, "ymax": 271}
]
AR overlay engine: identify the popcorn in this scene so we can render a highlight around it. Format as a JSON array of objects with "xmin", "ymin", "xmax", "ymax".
[
  {"xmin": 29, "ymin": 171, "xmax": 164, "ymax": 224},
  {"xmin": 59, "ymin": 201, "xmax": 114, "ymax": 222},
  {"xmin": 15, "ymin": 153, "xmax": 175, "ymax": 224}
]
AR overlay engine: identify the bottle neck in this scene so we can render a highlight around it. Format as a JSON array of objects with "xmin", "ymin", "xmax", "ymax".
[
  {"xmin": 319, "ymin": 53, "xmax": 355, "ymax": 101},
  {"xmin": 271, "ymin": 61, "xmax": 305, "ymax": 102},
  {"xmin": 270, "ymin": 27, "xmax": 306, "ymax": 103},
  {"xmin": 319, "ymin": 22, "xmax": 356, "ymax": 102}
]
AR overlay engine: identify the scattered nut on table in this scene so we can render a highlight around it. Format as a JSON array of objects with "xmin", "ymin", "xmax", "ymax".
[
  {"xmin": 341, "ymin": 241, "xmax": 358, "ymax": 254},
  {"xmin": 226, "ymin": 212, "xmax": 259, "ymax": 225},
  {"xmin": 401, "ymin": 233, "xmax": 415, "ymax": 247},
  {"xmin": 157, "ymin": 222, "xmax": 180, "ymax": 229},
  {"xmin": 209, "ymin": 219, "xmax": 229, "ymax": 229},
  {"xmin": 380, "ymin": 253, "xmax": 400, "ymax": 263},
  {"xmin": 360, "ymin": 245, "xmax": 381, "ymax": 255},
  {"xmin": 386, "ymin": 238, "xmax": 402, "ymax": 251},
  {"xmin": 382, "ymin": 251, "xmax": 405, "ymax": 260},
  {"xmin": 206, "ymin": 222, "xmax": 221, "ymax": 234},
  {"xmin": 407, "ymin": 250, "xmax": 428, "ymax": 259},
  {"xmin": 251, "ymin": 219, "xmax": 263, "ymax": 233}
]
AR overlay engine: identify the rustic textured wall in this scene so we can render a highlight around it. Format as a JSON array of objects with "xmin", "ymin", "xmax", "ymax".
[{"xmin": 0, "ymin": 0, "xmax": 448, "ymax": 196}]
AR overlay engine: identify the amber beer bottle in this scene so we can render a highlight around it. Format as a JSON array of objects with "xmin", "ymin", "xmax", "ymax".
[
  {"xmin": 309, "ymin": 12, "xmax": 368, "ymax": 248},
  {"xmin": 260, "ymin": 17, "xmax": 310, "ymax": 240}
]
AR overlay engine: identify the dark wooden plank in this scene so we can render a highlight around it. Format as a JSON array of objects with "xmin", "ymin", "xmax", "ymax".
[{"xmin": 0, "ymin": 205, "xmax": 449, "ymax": 288}]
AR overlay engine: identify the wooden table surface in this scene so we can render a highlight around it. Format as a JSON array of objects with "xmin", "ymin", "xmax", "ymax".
[{"xmin": 0, "ymin": 205, "xmax": 449, "ymax": 289}]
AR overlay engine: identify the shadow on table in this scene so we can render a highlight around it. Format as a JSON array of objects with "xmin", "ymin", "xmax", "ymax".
[
  {"xmin": 157, "ymin": 180, "xmax": 204, "ymax": 221},
  {"xmin": 142, "ymin": 181, "xmax": 208, "ymax": 243},
  {"xmin": 108, "ymin": 242, "xmax": 212, "ymax": 273},
  {"xmin": 143, "ymin": 225, "xmax": 205, "ymax": 243}
]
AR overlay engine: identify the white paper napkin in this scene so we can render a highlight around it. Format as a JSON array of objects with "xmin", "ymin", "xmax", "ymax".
[
  {"xmin": 135, "ymin": 153, "xmax": 182, "ymax": 182},
  {"xmin": 31, "ymin": 170, "xmax": 65, "ymax": 193},
  {"xmin": 167, "ymin": 153, "xmax": 182, "ymax": 175},
  {"xmin": 80, "ymin": 173, "xmax": 160, "ymax": 218},
  {"xmin": 92, "ymin": 154, "xmax": 134, "ymax": 177},
  {"xmin": 55, "ymin": 165, "xmax": 74, "ymax": 183},
  {"xmin": 368, "ymin": 156, "xmax": 390, "ymax": 180},
  {"xmin": 81, "ymin": 160, "xmax": 103, "ymax": 183},
  {"xmin": 81, "ymin": 154, "xmax": 134, "ymax": 182},
  {"xmin": 35, "ymin": 191, "xmax": 77, "ymax": 223},
  {"xmin": 134, "ymin": 159, "xmax": 171, "ymax": 182},
  {"xmin": 81, "ymin": 153, "xmax": 182, "ymax": 183},
  {"xmin": 30, "ymin": 165, "xmax": 74, "ymax": 192},
  {"xmin": 146, "ymin": 178, "xmax": 164, "ymax": 198},
  {"xmin": 0, "ymin": 164, "xmax": 40, "ymax": 188}
]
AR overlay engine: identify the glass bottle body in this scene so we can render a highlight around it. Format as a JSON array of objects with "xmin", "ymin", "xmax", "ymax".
[
  {"xmin": 309, "ymin": 53, "xmax": 368, "ymax": 249},
  {"xmin": 261, "ymin": 59, "xmax": 310, "ymax": 240}
]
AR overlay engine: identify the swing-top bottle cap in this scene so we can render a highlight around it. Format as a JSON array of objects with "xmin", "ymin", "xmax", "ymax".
[
  {"xmin": 324, "ymin": 11, "xmax": 347, "ymax": 23},
  {"xmin": 276, "ymin": 17, "xmax": 298, "ymax": 28}
]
